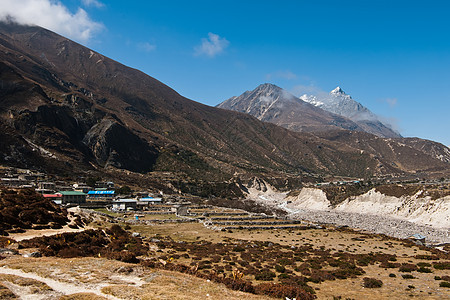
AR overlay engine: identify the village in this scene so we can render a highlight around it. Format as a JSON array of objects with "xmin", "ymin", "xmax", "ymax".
[{"xmin": 0, "ymin": 166, "xmax": 164, "ymax": 212}]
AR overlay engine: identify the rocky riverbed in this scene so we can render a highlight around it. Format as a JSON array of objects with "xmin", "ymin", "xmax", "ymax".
[
  {"xmin": 246, "ymin": 186, "xmax": 450, "ymax": 245},
  {"xmin": 287, "ymin": 208, "xmax": 449, "ymax": 244}
]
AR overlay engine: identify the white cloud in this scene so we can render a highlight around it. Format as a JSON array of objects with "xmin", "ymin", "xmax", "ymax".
[
  {"xmin": 291, "ymin": 84, "xmax": 323, "ymax": 96},
  {"xmin": 384, "ymin": 98, "xmax": 398, "ymax": 107},
  {"xmin": 194, "ymin": 32, "xmax": 229, "ymax": 57},
  {"xmin": 0, "ymin": 0, "xmax": 103, "ymax": 43},
  {"xmin": 81, "ymin": 0, "xmax": 105, "ymax": 8},
  {"xmin": 137, "ymin": 42, "xmax": 156, "ymax": 52},
  {"xmin": 266, "ymin": 70, "xmax": 297, "ymax": 81}
]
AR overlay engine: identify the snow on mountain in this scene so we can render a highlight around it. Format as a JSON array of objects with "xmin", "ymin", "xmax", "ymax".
[
  {"xmin": 217, "ymin": 83, "xmax": 363, "ymax": 133},
  {"xmin": 301, "ymin": 87, "xmax": 401, "ymax": 138}
]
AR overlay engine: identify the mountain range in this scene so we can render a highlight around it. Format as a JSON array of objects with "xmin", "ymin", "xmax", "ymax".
[
  {"xmin": 218, "ymin": 84, "xmax": 400, "ymax": 138},
  {"xmin": 0, "ymin": 22, "xmax": 449, "ymax": 195}
]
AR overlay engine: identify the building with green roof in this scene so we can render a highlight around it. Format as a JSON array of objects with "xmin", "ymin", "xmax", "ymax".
[{"xmin": 58, "ymin": 191, "xmax": 87, "ymax": 204}]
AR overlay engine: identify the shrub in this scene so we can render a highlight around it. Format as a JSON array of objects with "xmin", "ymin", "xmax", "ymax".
[
  {"xmin": 417, "ymin": 267, "xmax": 432, "ymax": 273},
  {"xmin": 389, "ymin": 273, "xmax": 396, "ymax": 277},
  {"xmin": 415, "ymin": 254, "xmax": 439, "ymax": 260},
  {"xmin": 222, "ymin": 278, "xmax": 255, "ymax": 293},
  {"xmin": 278, "ymin": 258, "xmax": 292, "ymax": 266},
  {"xmin": 275, "ymin": 264, "xmax": 286, "ymax": 273},
  {"xmin": 255, "ymin": 271, "xmax": 276, "ymax": 281},
  {"xmin": 379, "ymin": 262, "xmax": 400, "ymax": 269},
  {"xmin": 308, "ymin": 270, "xmax": 335, "ymax": 283},
  {"xmin": 401, "ymin": 274, "xmax": 415, "ymax": 279},
  {"xmin": 440, "ymin": 281, "xmax": 450, "ymax": 288},
  {"xmin": 254, "ymin": 283, "xmax": 316, "ymax": 300},
  {"xmin": 433, "ymin": 262, "xmax": 450, "ymax": 270},
  {"xmin": 399, "ymin": 263, "xmax": 417, "ymax": 272},
  {"xmin": 363, "ymin": 277, "xmax": 383, "ymax": 288}
]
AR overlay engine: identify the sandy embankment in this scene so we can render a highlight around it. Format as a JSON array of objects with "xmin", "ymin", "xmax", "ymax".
[{"xmin": 247, "ymin": 187, "xmax": 450, "ymax": 244}]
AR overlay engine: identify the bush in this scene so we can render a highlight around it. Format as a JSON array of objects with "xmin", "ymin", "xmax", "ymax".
[
  {"xmin": 363, "ymin": 277, "xmax": 383, "ymax": 288},
  {"xmin": 254, "ymin": 283, "xmax": 316, "ymax": 300},
  {"xmin": 417, "ymin": 267, "xmax": 432, "ymax": 273},
  {"xmin": 389, "ymin": 273, "xmax": 396, "ymax": 277},
  {"xmin": 401, "ymin": 274, "xmax": 415, "ymax": 279},
  {"xmin": 433, "ymin": 262, "xmax": 450, "ymax": 270},
  {"xmin": 379, "ymin": 262, "xmax": 400, "ymax": 268},
  {"xmin": 222, "ymin": 278, "xmax": 255, "ymax": 293},
  {"xmin": 0, "ymin": 188, "xmax": 69, "ymax": 234},
  {"xmin": 255, "ymin": 271, "xmax": 276, "ymax": 281},
  {"xmin": 440, "ymin": 281, "xmax": 450, "ymax": 288},
  {"xmin": 399, "ymin": 263, "xmax": 417, "ymax": 272},
  {"xmin": 305, "ymin": 270, "xmax": 334, "ymax": 283},
  {"xmin": 275, "ymin": 264, "xmax": 286, "ymax": 273}
]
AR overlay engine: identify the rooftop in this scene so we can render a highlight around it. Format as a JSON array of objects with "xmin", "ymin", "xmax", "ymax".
[{"xmin": 58, "ymin": 191, "xmax": 86, "ymax": 196}]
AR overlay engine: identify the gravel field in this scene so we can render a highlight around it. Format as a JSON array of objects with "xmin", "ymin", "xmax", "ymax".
[{"xmin": 287, "ymin": 208, "xmax": 450, "ymax": 244}]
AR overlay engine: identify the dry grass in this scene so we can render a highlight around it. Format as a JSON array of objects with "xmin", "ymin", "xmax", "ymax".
[
  {"xmin": 59, "ymin": 293, "xmax": 107, "ymax": 300},
  {"xmin": 311, "ymin": 264, "xmax": 449, "ymax": 299},
  {"xmin": 0, "ymin": 283, "xmax": 17, "ymax": 299},
  {"xmin": 0, "ymin": 257, "xmax": 268, "ymax": 300},
  {"xmin": 101, "ymin": 272, "xmax": 268, "ymax": 300},
  {"xmin": 0, "ymin": 274, "xmax": 52, "ymax": 291}
]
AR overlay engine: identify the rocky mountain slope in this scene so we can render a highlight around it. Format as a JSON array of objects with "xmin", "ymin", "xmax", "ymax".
[
  {"xmin": 217, "ymin": 83, "xmax": 363, "ymax": 133},
  {"xmin": 300, "ymin": 87, "xmax": 401, "ymax": 138},
  {"xmin": 218, "ymin": 84, "xmax": 450, "ymax": 174},
  {"xmin": 0, "ymin": 22, "xmax": 377, "ymax": 178},
  {"xmin": 0, "ymin": 22, "xmax": 448, "ymax": 190},
  {"xmin": 315, "ymin": 130, "xmax": 450, "ymax": 171}
]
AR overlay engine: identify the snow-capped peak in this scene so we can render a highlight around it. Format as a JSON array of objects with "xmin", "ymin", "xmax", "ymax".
[{"xmin": 331, "ymin": 86, "xmax": 345, "ymax": 95}]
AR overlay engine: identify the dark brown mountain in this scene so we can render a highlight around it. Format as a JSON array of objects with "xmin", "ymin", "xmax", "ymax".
[
  {"xmin": 314, "ymin": 130, "xmax": 450, "ymax": 174},
  {"xmin": 0, "ymin": 22, "xmax": 448, "ymax": 190}
]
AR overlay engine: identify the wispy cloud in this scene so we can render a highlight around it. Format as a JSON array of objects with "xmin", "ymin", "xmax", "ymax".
[
  {"xmin": 194, "ymin": 32, "xmax": 229, "ymax": 57},
  {"xmin": 81, "ymin": 0, "xmax": 105, "ymax": 8},
  {"xmin": 379, "ymin": 97, "xmax": 398, "ymax": 108},
  {"xmin": 266, "ymin": 70, "xmax": 297, "ymax": 81},
  {"xmin": 0, "ymin": 0, "xmax": 103, "ymax": 43},
  {"xmin": 137, "ymin": 42, "xmax": 156, "ymax": 52},
  {"xmin": 291, "ymin": 84, "xmax": 324, "ymax": 96}
]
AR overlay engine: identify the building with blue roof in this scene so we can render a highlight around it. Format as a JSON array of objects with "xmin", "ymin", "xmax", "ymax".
[{"xmin": 87, "ymin": 190, "xmax": 115, "ymax": 199}]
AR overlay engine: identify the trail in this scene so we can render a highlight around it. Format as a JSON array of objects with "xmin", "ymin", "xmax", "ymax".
[
  {"xmin": 0, "ymin": 267, "xmax": 121, "ymax": 299},
  {"xmin": 8, "ymin": 226, "xmax": 87, "ymax": 242}
]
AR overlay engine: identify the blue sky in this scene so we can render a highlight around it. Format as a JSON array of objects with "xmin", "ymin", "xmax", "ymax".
[{"xmin": 2, "ymin": 1, "xmax": 449, "ymax": 145}]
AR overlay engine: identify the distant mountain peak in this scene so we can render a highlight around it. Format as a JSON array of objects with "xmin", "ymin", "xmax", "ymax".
[
  {"xmin": 258, "ymin": 83, "xmax": 281, "ymax": 89},
  {"xmin": 331, "ymin": 86, "xmax": 345, "ymax": 95},
  {"xmin": 254, "ymin": 83, "xmax": 284, "ymax": 94},
  {"xmin": 301, "ymin": 86, "xmax": 401, "ymax": 138}
]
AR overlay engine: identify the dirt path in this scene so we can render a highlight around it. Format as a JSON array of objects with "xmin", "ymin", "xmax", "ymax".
[
  {"xmin": 8, "ymin": 225, "xmax": 89, "ymax": 242},
  {"xmin": 0, "ymin": 267, "xmax": 120, "ymax": 299}
]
